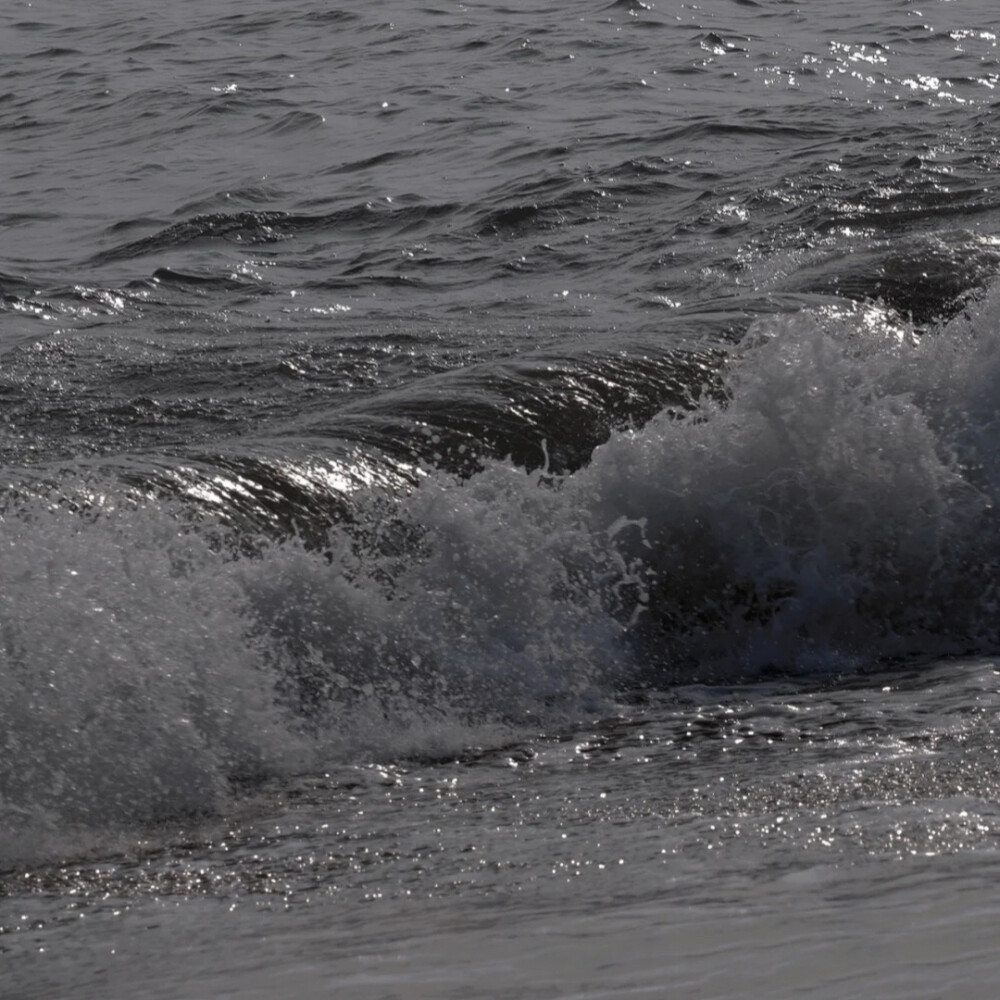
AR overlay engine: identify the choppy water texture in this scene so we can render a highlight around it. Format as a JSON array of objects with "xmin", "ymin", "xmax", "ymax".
[{"xmin": 5, "ymin": 0, "xmax": 1000, "ymax": 995}]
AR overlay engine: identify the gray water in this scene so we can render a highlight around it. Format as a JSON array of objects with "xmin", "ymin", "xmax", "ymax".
[{"xmin": 5, "ymin": 1, "xmax": 1000, "ymax": 995}]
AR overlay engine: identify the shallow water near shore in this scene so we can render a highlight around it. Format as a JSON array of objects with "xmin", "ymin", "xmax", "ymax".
[{"xmin": 7, "ymin": 658, "xmax": 1000, "ymax": 996}]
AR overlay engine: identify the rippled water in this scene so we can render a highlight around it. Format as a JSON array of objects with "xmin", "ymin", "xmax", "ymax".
[{"xmin": 4, "ymin": 0, "xmax": 1000, "ymax": 995}]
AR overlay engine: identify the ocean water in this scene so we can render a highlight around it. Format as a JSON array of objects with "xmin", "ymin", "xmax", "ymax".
[{"xmin": 5, "ymin": 0, "xmax": 1000, "ymax": 994}]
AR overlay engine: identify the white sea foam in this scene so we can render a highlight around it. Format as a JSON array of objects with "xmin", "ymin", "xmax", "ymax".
[
  {"xmin": 0, "ymin": 506, "xmax": 304, "ymax": 860},
  {"xmin": 576, "ymin": 292, "xmax": 1000, "ymax": 674}
]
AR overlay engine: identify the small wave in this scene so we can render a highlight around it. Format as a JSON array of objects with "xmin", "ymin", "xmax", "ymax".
[
  {"xmin": 322, "ymin": 149, "xmax": 415, "ymax": 175},
  {"xmin": 474, "ymin": 178, "xmax": 602, "ymax": 237},
  {"xmin": 25, "ymin": 46, "xmax": 81, "ymax": 59},
  {"xmin": 604, "ymin": 0, "xmax": 656, "ymax": 12},
  {"xmin": 771, "ymin": 231, "xmax": 1000, "ymax": 322},
  {"xmin": 149, "ymin": 266, "xmax": 262, "ymax": 291},
  {"xmin": 701, "ymin": 32, "xmax": 748, "ymax": 55},
  {"xmin": 92, "ymin": 199, "xmax": 462, "ymax": 267},
  {"xmin": 253, "ymin": 109, "xmax": 327, "ymax": 136},
  {"xmin": 92, "ymin": 212, "xmax": 293, "ymax": 264}
]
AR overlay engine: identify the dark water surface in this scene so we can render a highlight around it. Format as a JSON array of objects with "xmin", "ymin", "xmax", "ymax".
[{"xmin": 5, "ymin": 1, "xmax": 1000, "ymax": 995}]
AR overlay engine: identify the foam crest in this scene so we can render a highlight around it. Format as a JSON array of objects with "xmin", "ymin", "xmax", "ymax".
[
  {"xmin": 238, "ymin": 461, "xmax": 629, "ymax": 727},
  {"xmin": 576, "ymin": 294, "xmax": 1000, "ymax": 674}
]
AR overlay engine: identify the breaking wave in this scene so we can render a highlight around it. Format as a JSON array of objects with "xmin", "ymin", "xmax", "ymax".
[{"xmin": 7, "ymin": 281, "xmax": 1000, "ymax": 856}]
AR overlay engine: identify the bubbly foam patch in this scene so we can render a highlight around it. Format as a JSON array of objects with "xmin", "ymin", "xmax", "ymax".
[
  {"xmin": 575, "ymin": 294, "xmax": 1000, "ymax": 674},
  {"xmin": 0, "ymin": 489, "xmax": 625, "ymax": 858},
  {"xmin": 0, "ymin": 506, "xmax": 306, "ymax": 860}
]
